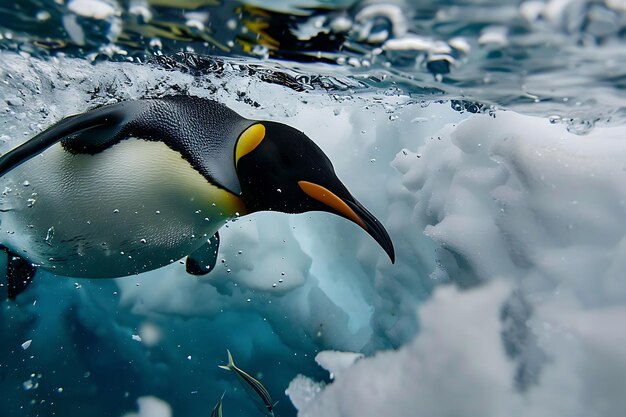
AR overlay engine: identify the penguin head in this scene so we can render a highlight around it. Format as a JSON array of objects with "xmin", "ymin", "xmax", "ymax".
[{"xmin": 235, "ymin": 121, "xmax": 395, "ymax": 263}]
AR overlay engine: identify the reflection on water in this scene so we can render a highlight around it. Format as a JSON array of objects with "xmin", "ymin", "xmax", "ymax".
[{"xmin": 1, "ymin": 0, "xmax": 626, "ymax": 130}]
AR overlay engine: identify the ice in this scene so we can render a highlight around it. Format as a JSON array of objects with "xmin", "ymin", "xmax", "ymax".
[
  {"xmin": 122, "ymin": 396, "xmax": 171, "ymax": 417},
  {"xmin": 138, "ymin": 322, "xmax": 161, "ymax": 347},
  {"xmin": 289, "ymin": 282, "xmax": 515, "ymax": 417},
  {"xmin": 2, "ymin": 51, "xmax": 626, "ymax": 416},
  {"xmin": 285, "ymin": 375, "xmax": 325, "ymax": 412},
  {"xmin": 314, "ymin": 351, "xmax": 363, "ymax": 380},
  {"xmin": 288, "ymin": 110, "xmax": 626, "ymax": 416}
]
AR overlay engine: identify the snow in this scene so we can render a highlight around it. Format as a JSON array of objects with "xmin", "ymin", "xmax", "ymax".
[{"xmin": 1, "ymin": 52, "xmax": 626, "ymax": 416}]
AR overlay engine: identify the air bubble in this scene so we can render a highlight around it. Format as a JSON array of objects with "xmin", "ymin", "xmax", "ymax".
[
  {"xmin": 36, "ymin": 11, "xmax": 51, "ymax": 22},
  {"xmin": 45, "ymin": 227, "xmax": 54, "ymax": 246}
]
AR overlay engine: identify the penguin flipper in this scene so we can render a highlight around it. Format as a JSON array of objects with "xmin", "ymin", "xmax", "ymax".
[
  {"xmin": 0, "ymin": 101, "xmax": 142, "ymax": 176},
  {"xmin": 0, "ymin": 96, "xmax": 249, "ymax": 194},
  {"xmin": 186, "ymin": 232, "xmax": 220, "ymax": 275},
  {"xmin": 0, "ymin": 247, "xmax": 36, "ymax": 300}
]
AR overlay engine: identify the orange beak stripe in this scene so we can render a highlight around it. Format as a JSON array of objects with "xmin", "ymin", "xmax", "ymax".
[{"xmin": 297, "ymin": 181, "xmax": 367, "ymax": 230}]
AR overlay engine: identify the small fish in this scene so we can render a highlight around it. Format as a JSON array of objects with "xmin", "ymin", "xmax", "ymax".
[
  {"xmin": 210, "ymin": 391, "xmax": 225, "ymax": 417},
  {"xmin": 219, "ymin": 349, "xmax": 277, "ymax": 416}
]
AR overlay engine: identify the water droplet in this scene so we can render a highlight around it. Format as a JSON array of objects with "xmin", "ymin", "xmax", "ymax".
[
  {"xmin": 22, "ymin": 180, "xmax": 30, "ymax": 186},
  {"xmin": 149, "ymin": 37, "xmax": 162, "ymax": 49},
  {"xmin": 246, "ymin": 298, "xmax": 251, "ymax": 303},
  {"xmin": 36, "ymin": 10, "xmax": 51, "ymax": 22},
  {"xmin": 45, "ymin": 227, "xmax": 54, "ymax": 246},
  {"xmin": 566, "ymin": 118, "xmax": 595, "ymax": 135},
  {"xmin": 27, "ymin": 198, "xmax": 36, "ymax": 207},
  {"xmin": 140, "ymin": 238, "xmax": 147, "ymax": 244},
  {"xmin": 113, "ymin": 209, "xmax": 119, "ymax": 213}
]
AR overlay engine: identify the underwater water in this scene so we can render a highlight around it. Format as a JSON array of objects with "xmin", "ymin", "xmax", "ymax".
[{"xmin": 1, "ymin": 0, "xmax": 626, "ymax": 416}]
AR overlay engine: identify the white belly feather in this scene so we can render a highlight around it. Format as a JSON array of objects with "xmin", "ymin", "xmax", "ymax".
[{"xmin": 0, "ymin": 138, "xmax": 244, "ymax": 278}]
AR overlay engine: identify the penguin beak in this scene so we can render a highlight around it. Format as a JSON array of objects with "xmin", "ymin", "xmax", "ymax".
[
  {"xmin": 298, "ymin": 181, "xmax": 395, "ymax": 263},
  {"xmin": 344, "ymin": 198, "xmax": 395, "ymax": 263}
]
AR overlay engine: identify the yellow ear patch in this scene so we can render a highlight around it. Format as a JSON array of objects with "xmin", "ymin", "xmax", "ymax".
[
  {"xmin": 297, "ymin": 181, "xmax": 367, "ymax": 230},
  {"xmin": 235, "ymin": 123, "xmax": 266, "ymax": 167}
]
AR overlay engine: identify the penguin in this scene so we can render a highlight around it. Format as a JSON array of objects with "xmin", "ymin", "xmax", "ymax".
[{"xmin": 0, "ymin": 95, "xmax": 394, "ymax": 300}]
